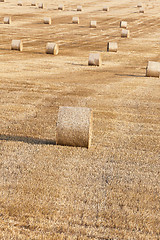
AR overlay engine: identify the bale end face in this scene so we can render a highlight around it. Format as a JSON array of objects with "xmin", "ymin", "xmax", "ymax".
[
  {"xmin": 88, "ymin": 53, "xmax": 102, "ymax": 67},
  {"xmin": 90, "ymin": 21, "xmax": 97, "ymax": 28},
  {"xmin": 107, "ymin": 42, "xmax": 118, "ymax": 52},
  {"xmin": 46, "ymin": 43, "xmax": 59, "ymax": 55},
  {"xmin": 11, "ymin": 40, "xmax": 23, "ymax": 51},
  {"xmin": 146, "ymin": 61, "xmax": 160, "ymax": 77},
  {"xmin": 56, "ymin": 106, "xmax": 93, "ymax": 148}
]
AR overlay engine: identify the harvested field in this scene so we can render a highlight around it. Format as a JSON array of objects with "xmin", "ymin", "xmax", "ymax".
[{"xmin": 0, "ymin": 0, "xmax": 160, "ymax": 239}]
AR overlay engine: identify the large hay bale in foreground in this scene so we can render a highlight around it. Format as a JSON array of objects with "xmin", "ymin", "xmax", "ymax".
[
  {"xmin": 38, "ymin": 3, "xmax": 44, "ymax": 8},
  {"xmin": 88, "ymin": 52, "xmax": 102, "ymax": 66},
  {"xmin": 77, "ymin": 5, "xmax": 82, "ymax": 11},
  {"xmin": 121, "ymin": 29, "xmax": 130, "ymax": 38},
  {"xmin": 11, "ymin": 40, "xmax": 23, "ymax": 51},
  {"xmin": 46, "ymin": 43, "xmax": 59, "ymax": 55},
  {"xmin": 146, "ymin": 61, "xmax": 160, "ymax": 77},
  {"xmin": 90, "ymin": 20, "xmax": 97, "ymax": 28},
  {"xmin": 120, "ymin": 21, "xmax": 127, "ymax": 28},
  {"xmin": 107, "ymin": 42, "xmax": 118, "ymax": 52},
  {"xmin": 56, "ymin": 106, "xmax": 93, "ymax": 148},
  {"xmin": 72, "ymin": 17, "xmax": 79, "ymax": 24},
  {"xmin": 4, "ymin": 16, "xmax": 11, "ymax": 24},
  {"xmin": 58, "ymin": 4, "xmax": 64, "ymax": 10},
  {"xmin": 44, "ymin": 17, "xmax": 51, "ymax": 24}
]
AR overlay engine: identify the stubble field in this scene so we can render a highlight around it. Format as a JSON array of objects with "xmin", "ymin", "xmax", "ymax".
[{"xmin": 0, "ymin": 0, "xmax": 160, "ymax": 239}]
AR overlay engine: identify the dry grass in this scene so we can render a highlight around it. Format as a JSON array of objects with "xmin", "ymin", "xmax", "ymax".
[{"xmin": 0, "ymin": 0, "xmax": 160, "ymax": 239}]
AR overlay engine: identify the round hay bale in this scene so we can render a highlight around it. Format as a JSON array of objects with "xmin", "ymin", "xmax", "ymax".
[
  {"xmin": 139, "ymin": 7, "xmax": 144, "ymax": 13},
  {"xmin": 88, "ymin": 52, "xmax": 102, "ymax": 66},
  {"xmin": 17, "ymin": 1, "xmax": 22, "ymax": 6},
  {"xmin": 72, "ymin": 17, "xmax": 79, "ymax": 24},
  {"xmin": 120, "ymin": 21, "xmax": 127, "ymax": 28},
  {"xmin": 44, "ymin": 17, "xmax": 51, "ymax": 24},
  {"xmin": 90, "ymin": 20, "xmax": 97, "ymax": 28},
  {"xmin": 46, "ymin": 43, "xmax": 59, "ymax": 55},
  {"xmin": 107, "ymin": 42, "xmax": 118, "ymax": 52},
  {"xmin": 0, "ymin": 0, "xmax": 5, "ymax": 2},
  {"xmin": 11, "ymin": 40, "xmax": 23, "ymax": 51},
  {"xmin": 38, "ymin": 3, "xmax": 44, "ymax": 8},
  {"xmin": 146, "ymin": 61, "xmax": 160, "ymax": 77},
  {"xmin": 31, "ymin": 1, "xmax": 36, "ymax": 6},
  {"xmin": 56, "ymin": 106, "xmax": 93, "ymax": 148},
  {"xmin": 103, "ymin": 6, "xmax": 109, "ymax": 11},
  {"xmin": 58, "ymin": 4, "xmax": 64, "ymax": 10},
  {"xmin": 4, "ymin": 16, "xmax": 11, "ymax": 24},
  {"xmin": 137, "ymin": 3, "xmax": 143, "ymax": 7},
  {"xmin": 77, "ymin": 5, "xmax": 82, "ymax": 11},
  {"xmin": 121, "ymin": 29, "xmax": 130, "ymax": 38}
]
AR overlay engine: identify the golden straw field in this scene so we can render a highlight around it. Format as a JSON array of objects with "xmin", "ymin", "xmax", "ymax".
[{"xmin": 0, "ymin": 0, "xmax": 160, "ymax": 239}]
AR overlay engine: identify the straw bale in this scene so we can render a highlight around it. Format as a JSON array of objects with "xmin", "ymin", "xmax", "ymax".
[
  {"xmin": 90, "ymin": 20, "xmax": 97, "ymax": 28},
  {"xmin": 107, "ymin": 42, "xmax": 118, "ymax": 52},
  {"xmin": 121, "ymin": 29, "xmax": 130, "ymax": 38},
  {"xmin": 4, "ymin": 16, "xmax": 11, "ymax": 24},
  {"xmin": 146, "ymin": 61, "xmax": 160, "ymax": 77},
  {"xmin": 44, "ymin": 17, "xmax": 51, "ymax": 24},
  {"xmin": 120, "ymin": 21, "xmax": 127, "ymax": 28},
  {"xmin": 72, "ymin": 17, "xmax": 79, "ymax": 24},
  {"xmin": 46, "ymin": 43, "xmax": 59, "ymax": 55},
  {"xmin": 88, "ymin": 52, "xmax": 102, "ymax": 66},
  {"xmin": 11, "ymin": 40, "xmax": 23, "ymax": 51}
]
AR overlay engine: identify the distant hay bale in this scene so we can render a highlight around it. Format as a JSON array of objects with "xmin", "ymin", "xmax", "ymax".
[
  {"xmin": 146, "ymin": 61, "xmax": 160, "ymax": 77},
  {"xmin": 137, "ymin": 3, "xmax": 143, "ymax": 7},
  {"xmin": 121, "ymin": 29, "xmax": 130, "ymax": 38},
  {"xmin": 56, "ymin": 106, "xmax": 93, "ymax": 148},
  {"xmin": 0, "ymin": 0, "xmax": 5, "ymax": 2},
  {"xmin": 88, "ymin": 52, "xmax": 102, "ymax": 66},
  {"xmin": 72, "ymin": 17, "xmax": 79, "ymax": 24},
  {"xmin": 77, "ymin": 5, "xmax": 82, "ymax": 11},
  {"xmin": 46, "ymin": 43, "xmax": 59, "ymax": 55},
  {"xmin": 107, "ymin": 42, "xmax": 118, "ymax": 52},
  {"xmin": 120, "ymin": 21, "xmax": 127, "ymax": 28},
  {"xmin": 44, "ymin": 17, "xmax": 51, "ymax": 24},
  {"xmin": 31, "ymin": 1, "xmax": 36, "ymax": 6},
  {"xmin": 4, "ymin": 16, "xmax": 11, "ymax": 24},
  {"xmin": 11, "ymin": 40, "xmax": 23, "ymax": 51},
  {"xmin": 38, "ymin": 3, "xmax": 44, "ymax": 8},
  {"xmin": 103, "ymin": 6, "xmax": 109, "ymax": 11},
  {"xmin": 58, "ymin": 4, "xmax": 64, "ymax": 10},
  {"xmin": 17, "ymin": 1, "xmax": 22, "ymax": 6},
  {"xmin": 90, "ymin": 20, "xmax": 97, "ymax": 28},
  {"xmin": 139, "ymin": 7, "xmax": 144, "ymax": 13}
]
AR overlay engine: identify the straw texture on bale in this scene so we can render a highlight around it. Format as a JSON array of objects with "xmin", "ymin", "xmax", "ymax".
[
  {"xmin": 88, "ymin": 52, "xmax": 102, "ymax": 66},
  {"xmin": 17, "ymin": 1, "xmax": 22, "ymax": 6},
  {"xmin": 77, "ymin": 5, "xmax": 82, "ymax": 11},
  {"xmin": 31, "ymin": 1, "xmax": 36, "ymax": 6},
  {"xmin": 120, "ymin": 21, "xmax": 127, "ymax": 28},
  {"xmin": 121, "ymin": 29, "xmax": 130, "ymax": 38},
  {"xmin": 58, "ymin": 4, "xmax": 64, "ymax": 10},
  {"xmin": 11, "ymin": 40, "xmax": 23, "ymax": 51},
  {"xmin": 103, "ymin": 6, "xmax": 109, "ymax": 11},
  {"xmin": 139, "ymin": 7, "xmax": 144, "ymax": 13},
  {"xmin": 56, "ymin": 106, "xmax": 93, "ymax": 148},
  {"xmin": 44, "ymin": 17, "xmax": 51, "ymax": 24},
  {"xmin": 38, "ymin": 3, "xmax": 43, "ymax": 8},
  {"xmin": 72, "ymin": 17, "xmax": 79, "ymax": 24},
  {"xmin": 4, "ymin": 16, "xmax": 11, "ymax": 24},
  {"xmin": 107, "ymin": 42, "xmax": 118, "ymax": 52},
  {"xmin": 90, "ymin": 20, "xmax": 97, "ymax": 28},
  {"xmin": 146, "ymin": 61, "xmax": 160, "ymax": 77},
  {"xmin": 46, "ymin": 43, "xmax": 59, "ymax": 55}
]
